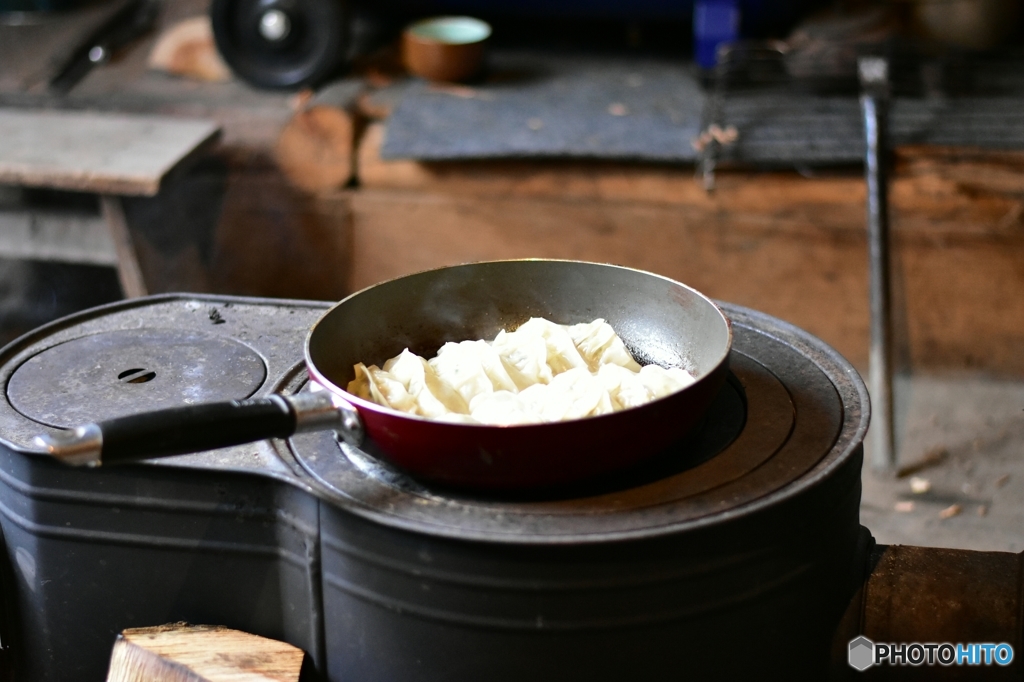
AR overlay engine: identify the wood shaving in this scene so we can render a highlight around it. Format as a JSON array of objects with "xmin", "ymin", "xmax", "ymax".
[
  {"xmin": 939, "ymin": 504, "xmax": 963, "ymax": 519},
  {"xmin": 691, "ymin": 125, "xmax": 740, "ymax": 152},
  {"xmin": 894, "ymin": 501, "xmax": 915, "ymax": 513},
  {"xmin": 995, "ymin": 473, "xmax": 1011, "ymax": 488},
  {"xmin": 896, "ymin": 447, "xmax": 947, "ymax": 478},
  {"xmin": 691, "ymin": 132, "xmax": 712, "ymax": 152},
  {"xmin": 708, "ymin": 124, "xmax": 739, "ymax": 144},
  {"xmin": 909, "ymin": 477, "xmax": 931, "ymax": 494}
]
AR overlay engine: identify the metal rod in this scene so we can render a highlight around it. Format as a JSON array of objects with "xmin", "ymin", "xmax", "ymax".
[{"xmin": 859, "ymin": 57, "xmax": 895, "ymax": 472}]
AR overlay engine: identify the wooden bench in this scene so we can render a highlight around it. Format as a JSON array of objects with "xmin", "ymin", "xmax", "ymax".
[{"xmin": 0, "ymin": 109, "xmax": 220, "ymax": 297}]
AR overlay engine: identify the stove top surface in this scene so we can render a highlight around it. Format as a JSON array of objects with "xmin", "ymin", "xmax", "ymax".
[{"xmin": 0, "ymin": 294, "xmax": 868, "ymax": 542}]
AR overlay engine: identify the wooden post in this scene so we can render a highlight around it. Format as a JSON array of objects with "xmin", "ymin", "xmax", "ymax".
[{"xmin": 100, "ymin": 196, "xmax": 148, "ymax": 298}]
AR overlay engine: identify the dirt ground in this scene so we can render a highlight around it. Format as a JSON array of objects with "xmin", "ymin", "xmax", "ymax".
[{"xmin": 860, "ymin": 372, "xmax": 1024, "ymax": 553}]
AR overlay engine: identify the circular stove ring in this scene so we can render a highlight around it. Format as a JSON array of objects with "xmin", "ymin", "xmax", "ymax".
[{"xmin": 284, "ymin": 304, "xmax": 863, "ymax": 543}]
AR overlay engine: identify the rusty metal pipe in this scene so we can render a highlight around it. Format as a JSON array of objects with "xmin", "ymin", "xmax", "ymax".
[{"xmin": 833, "ymin": 541, "xmax": 1024, "ymax": 679}]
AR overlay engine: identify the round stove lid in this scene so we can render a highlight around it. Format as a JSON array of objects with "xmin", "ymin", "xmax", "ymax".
[
  {"xmin": 8, "ymin": 329, "xmax": 267, "ymax": 428},
  {"xmin": 287, "ymin": 304, "xmax": 868, "ymax": 543}
]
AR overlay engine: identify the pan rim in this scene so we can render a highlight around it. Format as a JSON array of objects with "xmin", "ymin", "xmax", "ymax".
[{"xmin": 304, "ymin": 259, "xmax": 733, "ymax": 428}]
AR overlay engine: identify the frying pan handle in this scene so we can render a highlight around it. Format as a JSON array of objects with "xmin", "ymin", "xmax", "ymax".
[{"xmin": 33, "ymin": 391, "xmax": 364, "ymax": 467}]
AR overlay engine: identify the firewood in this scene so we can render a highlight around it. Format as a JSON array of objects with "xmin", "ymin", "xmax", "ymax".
[
  {"xmin": 275, "ymin": 104, "xmax": 355, "ymax": 193},
  {"xmin": 148, "ymin": 17, "xmax": 232, "ymax": 83},
  {"xmin": 105, "ymin": 623, "xmax": 309, "ymax": 682}
]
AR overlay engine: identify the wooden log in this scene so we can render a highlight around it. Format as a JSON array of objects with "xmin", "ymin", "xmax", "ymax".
[
  {"xmin": 275, "ymin": 105, "xmax": 356, "ymax": 194},
  {"xmin": 275, "ymin": 105, "xmax": 354, "ymax": 193},
  {"xmin": 148, "ymin": 16, "xmax": 233, "ymax": 83},
  {"xmin": 105, "ymin": 623, "xmax": 308, "ymax": 682}
]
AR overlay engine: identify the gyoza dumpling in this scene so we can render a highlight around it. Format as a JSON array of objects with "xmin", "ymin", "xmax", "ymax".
[
  {"xmin": 567, "ymin": 319, "xmax": 642, "ymax": 372},
  {"xmin": 520, "ymin": 366, "xmax": 614, "ymax": 422},
  {"xmin": 509, "ymin": 317, "xmax": 588, "ymax": 376},
  {"xmin": 348, "ymin": 363, "xmax": 418, "ymax": 413},
  {"xmin": 465, "ymin": 339, "xmax": 519, "ymax": 392},
  {"xmin": 350, "ymin": 316, "xmax": 693, "ymax": 425},
  {"xmin": 429, "ymin": 341, "xmax": 496, "ymax": 404},
  {"xmin": 384, "ymin": 349, "xmax": 469, "ymax": 417},
  {"xmin": 491, "ymin": 328, "xmax": 553, "ymax": 388},
  {"xmin": 637, "ymin": 364, "xmax": 696, "ymax": 398},
  {"xmin": 596, "ymin": 363, "xmax": 654, "ymax": 409},
  {"xmin": 469, "ymin": 390, "xmax": 541, "ymax": 425},
  {"xmin": 347, "ymin": 364, "xmax": 373, "ymax": 401}
]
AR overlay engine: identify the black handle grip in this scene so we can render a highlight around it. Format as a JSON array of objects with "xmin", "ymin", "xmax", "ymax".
[
  {"xmin": 34, "ymin": 391, "xmax": 353, "ymax": 467},
  {"xmin": 98, "ymin": 396, "xmax": 296, "ymax": 464}
]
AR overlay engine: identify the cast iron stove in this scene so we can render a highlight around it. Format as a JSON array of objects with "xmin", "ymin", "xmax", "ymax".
[{"xmin": 0, "ymin": 294, "xmax": 868, "ymax": 681}]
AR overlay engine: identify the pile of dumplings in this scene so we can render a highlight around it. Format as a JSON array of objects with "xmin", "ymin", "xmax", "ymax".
[{"xmin": 347, "ymin": 317, "xmax": 696, "ymax": 426}]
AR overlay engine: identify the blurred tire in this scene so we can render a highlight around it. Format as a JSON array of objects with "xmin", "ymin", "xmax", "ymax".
[{"xmin": 210, "ymin": 0, "xmax": 349, "ymax": 89}]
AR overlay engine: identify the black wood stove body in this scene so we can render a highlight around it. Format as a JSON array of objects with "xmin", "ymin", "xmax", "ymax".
[{"xmin": 0, "ymin": 294, "xmax": 869, "ymax": 681}]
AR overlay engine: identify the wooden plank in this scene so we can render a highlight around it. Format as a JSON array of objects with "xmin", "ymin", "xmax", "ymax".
[
  {"xmin": 357, "ymin": 123, "xmax": 1024, "ymax": 240},
  {"xmin": 0, "ymin": 208, "xmax": 116, "ymax": 266},
  {"xmin": 0, "ymin": 109, "xmax": 220, "ymax": 196},
  {"xmin": 349, "ymin": 188, "xmax": 872, "ymax": 364},
  {"xmin": 105, "ymin": 623, "xmax": 307, "ymax": 682}
]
